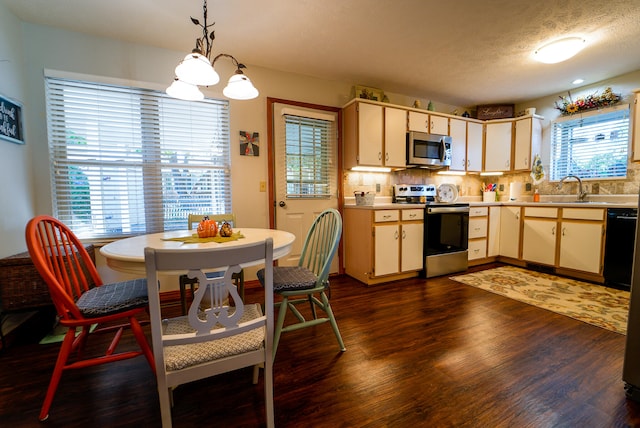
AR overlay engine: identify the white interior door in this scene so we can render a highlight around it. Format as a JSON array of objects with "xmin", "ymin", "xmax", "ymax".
[{"xmin": 273, "ymin": 102, "xmax": 339, "ymax": 269}]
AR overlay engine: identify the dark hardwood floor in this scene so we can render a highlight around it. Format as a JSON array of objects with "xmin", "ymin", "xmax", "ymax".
[{"xmin": 2, "ymin": 263, "xmax": 640, "ymax": 427}]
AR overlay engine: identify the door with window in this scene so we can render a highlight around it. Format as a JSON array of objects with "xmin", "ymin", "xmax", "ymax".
[{"xmin": 272, "ymin": 101, "xmax": 340, "ymax": 269}]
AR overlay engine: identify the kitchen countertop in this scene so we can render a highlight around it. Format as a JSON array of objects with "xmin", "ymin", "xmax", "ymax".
[{"xmin": 344, "ymin": 195, "xmax": 638, "ymax": 209}]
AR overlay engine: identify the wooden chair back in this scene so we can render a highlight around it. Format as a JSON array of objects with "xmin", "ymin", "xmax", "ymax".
[
  {"xmin": 145, "ymin": 238, "xmax": 274, "ymax": 428},
  {"xmin": 25, "ymin": 215, "xmax": 101, "ymax": 320},
  {"xmin": 187, "ymin": 213, "xmax": 237, "ymax": 230}
]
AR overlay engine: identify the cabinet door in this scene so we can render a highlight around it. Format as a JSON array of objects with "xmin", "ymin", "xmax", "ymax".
[
  {"xmin": 449, "ymin": 118, "xmax": 467, "ymax": 171},
  {"xmin": 466, "ymin": 122, "xmax": 483, "ymax": 172},
  {"xmin": 559, "ymin": 221, "xmax": 603, "ymax": 273},
  {"xmin": 522, "ymin": 218, "xmax": 557, "ymax": 265},
  {"xmin": 430, "ymin": 115, "xmax": 449, "ymax": 135},
  {"xmin": 487, "ymin": 206, "xmax": 501, "ymax": 257},
  {"xmin": 499, "ymin": 206, "xmax": 520, "ymax": 259},
  {"xmin": 513, "ymin": 117, "xmax": 541, "ymax": 171},
  {"xmin": 513, "ymin": 118, "xmax": 532, "ymax": 171},
  {"xmin": 401, "ymin": 223, "xmax": 423, "ymax": 272},
  {"xmin": 384, "ymin": 107, "xmax": 407, "ymax": 167},
  {"xmin": 485, "ymin": 122, "xmax": 512, "ymax": 171},
  {"xmin": 374, "ymin": 224, "xmax": 400, "ymax": 276},
  {"xmin": 358, "ymin": 102, "xmax": 384, "ymax": 166},
  {"xmin": 408, "ymin": 111, "xmax": 430, "ymax": 132}
]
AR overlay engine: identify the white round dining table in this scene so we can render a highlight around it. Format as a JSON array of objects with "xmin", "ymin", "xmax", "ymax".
[{"xmin": 100, "ymin": 228, "xmax": 296, "ymax": 275}]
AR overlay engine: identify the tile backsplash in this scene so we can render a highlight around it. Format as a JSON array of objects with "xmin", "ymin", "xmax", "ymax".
[{"xmin": 344, "ymin": 161, "xmax": 640, "ymax": 201}]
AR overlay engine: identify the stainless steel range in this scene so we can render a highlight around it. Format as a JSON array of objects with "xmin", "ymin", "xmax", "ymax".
[{"xmin": 393, "ymin": 184, "xmax": 469, "ymax": 278}]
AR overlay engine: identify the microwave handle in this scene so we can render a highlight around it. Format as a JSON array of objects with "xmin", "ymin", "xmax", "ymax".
[{"xmin": 439, "ymin": 138, "xmax": 446, "ymax": 162}]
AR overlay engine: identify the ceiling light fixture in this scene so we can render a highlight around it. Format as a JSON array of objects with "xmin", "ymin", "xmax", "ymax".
[
  {"xmin": 534, "ymin": 37, "xmax": 586, "ymax": 64},
  {"xmin": 166, "ymin": 0, "xmax": 259, "ymax": 101}
]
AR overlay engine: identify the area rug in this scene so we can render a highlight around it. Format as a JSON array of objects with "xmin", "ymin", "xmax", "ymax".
[{"xmin": 451, "ymin": 266, "xmax": 630, "ymax": 335}]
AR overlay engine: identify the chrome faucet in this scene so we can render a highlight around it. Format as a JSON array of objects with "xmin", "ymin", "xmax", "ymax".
[{"xmin": 558, "ymin": 175, "xmax": 588, "ymax": 201}]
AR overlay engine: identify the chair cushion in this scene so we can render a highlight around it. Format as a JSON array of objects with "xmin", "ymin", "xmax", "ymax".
[
  {"xmin": 76, "ymin": 278, "xmax": 148, "ymax": 317},
  {"xmin": 162, "ymin": 303, "xmax": 264, "ymax": 371},
  {"xmin": 257, "ymin": 266, "xmax": 318, "ymax": 292}
]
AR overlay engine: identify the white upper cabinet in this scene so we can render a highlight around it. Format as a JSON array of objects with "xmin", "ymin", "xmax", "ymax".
[
  {"xmin": 513, "ymin": 116, "xmax": 542, "ymax": 171},
  {"xmin": 466, "ymin": 121, "xmax": 483, "ymax": 172},
  {"xmin": 384, "ymin": 107, "xmax": 408, "ymax": 168},
  {"xmin": 408, "ymin": 111, "xmax": 449, "ymax": 134},
  {"xmin": 448, "ymin": 118, "xmax": 467, "ymax": 172},
  {"xmin": 484, "ymin": 121, "xmax": 512, "ymax": 171}
]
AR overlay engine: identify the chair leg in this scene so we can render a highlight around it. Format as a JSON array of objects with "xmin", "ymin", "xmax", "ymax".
[
  {"xmin": 272, "ymin": 297, "xmax": 289, "ymax": 360},
  {"xmin": 179, "ymin": 275, "xmax": 188, "ymax": 316},
  {"xmin": 39, "ymin": 327, "xmax": 76, "ymax": 421},
  {"xmin": 130, "ymin": 316, "xmax": 155, "ymax": 373},
  {"xmin": 321, "ymin": 291, "xmax": 346, "ymax": 352}
]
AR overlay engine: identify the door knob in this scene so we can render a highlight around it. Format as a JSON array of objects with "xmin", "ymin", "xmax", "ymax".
[{"xmin": 279, "ymin": 201, "xmax": 286, "ymax": 207}]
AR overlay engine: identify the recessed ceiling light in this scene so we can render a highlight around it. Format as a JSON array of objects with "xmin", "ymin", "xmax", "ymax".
[
  {"xmin": 572, "ymin": 78, "xmax": 585, "ymax": 85},
  {"xmin": 534, "ymin": 37, "xmax": 586, "ymax": 64}
]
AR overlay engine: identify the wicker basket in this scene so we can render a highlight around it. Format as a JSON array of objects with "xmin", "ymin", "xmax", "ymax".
[
  {"xmin": 0, "ymin": 245, "xmax": 95, "ymax": 311},
  {"xmin": 354, "ymin": 192, "xmax": 375, "ymax": 206}
]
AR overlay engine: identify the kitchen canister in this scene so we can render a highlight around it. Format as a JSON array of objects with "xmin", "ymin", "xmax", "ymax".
[{"xmin": 483, "ymin": 191, "xmax": 496, "ymax": 202}]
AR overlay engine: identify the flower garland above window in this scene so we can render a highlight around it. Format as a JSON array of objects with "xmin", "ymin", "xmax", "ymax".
[{"xmin": 555, "ymin": 87, "xmax": 621, "ymax": 116}]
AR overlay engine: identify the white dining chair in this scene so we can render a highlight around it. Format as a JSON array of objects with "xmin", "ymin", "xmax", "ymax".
[{"xmin": 145, "ymin": 238, "xmax": 274, "ymax": 428}]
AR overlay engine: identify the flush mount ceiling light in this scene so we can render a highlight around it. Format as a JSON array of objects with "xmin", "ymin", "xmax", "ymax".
[
  {"xmin": 166, "ymin": 0, "xmax": 259, "ymax": 101},
  {"xmin": 534, "ymin": 37, "xmax": 586, "ymax": 64}
]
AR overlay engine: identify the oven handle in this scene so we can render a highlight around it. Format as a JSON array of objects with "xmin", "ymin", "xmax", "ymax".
[{"xmin": 427, "ymin": 206, "xmax": 470, "ymax": 214}]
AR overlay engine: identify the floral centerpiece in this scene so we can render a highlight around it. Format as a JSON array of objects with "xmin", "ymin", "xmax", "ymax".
[{"xmin": 555, "ymin": 87, "xmax": 621, "ymax": 116}]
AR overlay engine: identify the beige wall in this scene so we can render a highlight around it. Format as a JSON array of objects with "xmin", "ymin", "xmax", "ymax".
[{"xmin": 0, "ymin": 3, "xmax": 35, "ymax": 258}]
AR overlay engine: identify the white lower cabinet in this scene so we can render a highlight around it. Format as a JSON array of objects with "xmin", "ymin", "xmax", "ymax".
[
  {"xmin": 401, "ymin": 222, "xmax": 424, "ymax": 271},
  {"xmin": 558, "ymin": 208, "xmax": 605, "ymax": 274},
  {"xmin": 374, "ymin": 223, "xmax": 400, "ymax": 276},
  {"xmin": 468, "ymin": 206, "xmax": 488, "ymax": 261},
  {"xmin": 521, "ymin": 207, "xmax": 559, "ymax": 266},
  {"xmin": 344, "ymin": 207, "xmax": 424, "ymax": 285},
  {"xmin": 499, "ymin": 206, "xmax": 521, "ymax": 259},
  {"xmin": 522, "ymin": 218, "xmax": 557, "ymax": 265}
]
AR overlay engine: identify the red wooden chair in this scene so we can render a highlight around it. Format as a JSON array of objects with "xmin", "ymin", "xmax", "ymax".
[{"xmin": 25, "ymin": 215, "xmax": 155, "ymax": 421}]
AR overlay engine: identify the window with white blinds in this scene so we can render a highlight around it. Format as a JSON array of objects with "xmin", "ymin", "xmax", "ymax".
[
  {"xmin": 283, "ymin": 114, "xmax": 335, "ymax": 198},
  {"xmin": 550, "ymin": 105, "xmax": 630, "ymax": 181},
  {"xmin": 45, "ymin": 76, "xmax": 231, "ymax": 239}
]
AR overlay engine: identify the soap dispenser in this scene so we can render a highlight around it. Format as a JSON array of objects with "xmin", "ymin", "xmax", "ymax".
[{"xmin": 533, "ymin": 189, "xmax": 540, "ymax": 202}]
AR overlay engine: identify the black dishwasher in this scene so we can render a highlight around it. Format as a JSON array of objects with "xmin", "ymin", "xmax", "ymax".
[{"xmin": 604, "ymin": 208, "xmax": 638, "ymax": 289}]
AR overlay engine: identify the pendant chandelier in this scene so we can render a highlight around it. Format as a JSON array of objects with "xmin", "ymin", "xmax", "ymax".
[{"xmin": 166, "ymin": 0, "xmax": 259, "ymax": 101}]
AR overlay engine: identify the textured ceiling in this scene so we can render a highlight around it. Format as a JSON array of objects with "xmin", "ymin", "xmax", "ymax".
[{"xmin": 4, "ymin": 0, "xmax": 640, "ymax": 107}]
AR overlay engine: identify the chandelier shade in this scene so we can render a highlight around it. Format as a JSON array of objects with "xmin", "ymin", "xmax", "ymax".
[
  {"xmin": 175, "ymin": 53, "xmax": 220, "ymax": 86},
  {"xmin": 167, "ymin": 0, "xmax": 258, "ymax": 101},
  {"xmin": 223, "ymin": 73, "xmax": 259, "ymax": 100},
  {"xmin": 166, "ymin": 78, "xmax": 205, "ymax": 101}
]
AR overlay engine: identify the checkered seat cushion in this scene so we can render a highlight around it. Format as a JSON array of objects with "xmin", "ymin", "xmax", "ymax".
[
  {"xmin": 257, "ymin": 266, "xmax": 319, "ymax": 292},
  {"xmin": 76, "ymin": 278, "xmax": 149, "ymax": 317},
  {"xmin": 162, "ymin": 303, "xmax": 264, "ymax": 371}
]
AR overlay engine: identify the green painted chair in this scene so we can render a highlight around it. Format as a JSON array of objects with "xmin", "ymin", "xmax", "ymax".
[
  {"xmin": 257, "ymin": 208, "xmax": 345, "ymax": 359},
  {"xmin": 179, "ymin": 213, "xmax": 245, "ymax": 314}
]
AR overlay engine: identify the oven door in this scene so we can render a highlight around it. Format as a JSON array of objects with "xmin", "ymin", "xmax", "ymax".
[{"xmin": 423, "ymin": 205, "xmax": 469, "ymax": 278}]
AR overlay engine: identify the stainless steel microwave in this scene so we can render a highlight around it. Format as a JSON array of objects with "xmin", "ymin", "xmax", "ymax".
[{"xmin": 406, "ymin": 131, "xmax": 452, "ymax": 168}]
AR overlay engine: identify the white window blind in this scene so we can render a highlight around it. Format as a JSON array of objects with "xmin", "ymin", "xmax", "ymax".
[
  {"xmin": 283, "ymin": 114, "xmax": 335, "ymax": 198},
  {"xmin": 550, "ymin": 105, "xmax": 629, "ymax": 180},
  {"xmin": 45, "ymin": 76, "xmax": 231, "ymax": 239}
]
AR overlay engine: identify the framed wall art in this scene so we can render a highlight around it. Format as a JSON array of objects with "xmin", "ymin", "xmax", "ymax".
[
  {"xmin": 240, "ymin": 131, "xmax": 259, "ymax": 156},
  {"xmin": 0, "ymin": 93, "xmax": 24, "ymax": 145}
]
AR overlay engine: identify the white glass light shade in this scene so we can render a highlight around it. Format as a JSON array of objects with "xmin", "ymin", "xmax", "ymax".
[
  {"xmin": 222, "ymin": 73, "xmax": 259, "ymax": 100},
  {"xmin": 534, "ymin": 37, "xmax": 586, "ymax": 64},
  {"xmin": 175, "ymin": 53, "xmax": 220, "ymax": 86},
  {"xmin": 166, "ymin": 79, "xmax": 205, "ymax": 101}
]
